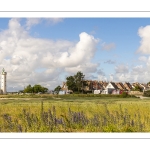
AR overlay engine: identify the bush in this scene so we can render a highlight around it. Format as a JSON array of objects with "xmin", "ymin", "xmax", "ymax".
[
  {"xmin": 143, "ymin": 90, "xmax": 150, "ymax": 97},
  {"xmin": 120, "ymin": 92, "xmax": 128, "ymax": 98}
]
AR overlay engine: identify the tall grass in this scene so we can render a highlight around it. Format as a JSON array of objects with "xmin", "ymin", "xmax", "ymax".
[{"xmin": 0, "ymin": 97, "xmax": 150, "ymax": 132}]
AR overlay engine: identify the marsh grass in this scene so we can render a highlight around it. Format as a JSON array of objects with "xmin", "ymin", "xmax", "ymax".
[{"xmin": 0, "ymin": 97, "xmax": 150, "ymax": 132}]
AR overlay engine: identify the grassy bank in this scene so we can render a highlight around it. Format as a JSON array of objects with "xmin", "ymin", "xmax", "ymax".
[{"xmin": 0, "ymin": 92, "xmax": 136, "ymax": 98}]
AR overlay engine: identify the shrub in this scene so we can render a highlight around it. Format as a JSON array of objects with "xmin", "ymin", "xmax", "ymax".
[
  {"xmin": 143, "ymin": 90, "xmax": 150, "ymax": 97},
  {"xmin": 120, "ymin": 92, "xmax": 128, "ymax": 98}
]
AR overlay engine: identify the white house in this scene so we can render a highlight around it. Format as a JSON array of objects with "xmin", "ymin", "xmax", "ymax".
[{"xmin": 101, "ymin": 82, "xmax": 119, "ymax": 94}]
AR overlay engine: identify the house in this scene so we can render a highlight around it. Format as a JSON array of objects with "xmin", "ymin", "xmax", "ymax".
[
  {"xmin": 92, "ymin": 80, "xmax": 103, "ymax": 91},
  {"xmin": 101, "ymin": 82, "xmax": 119, "ymax": 94},
  {"xmin": 101, "ymin": 82, "xmax": 129, "ymax": 94},
  {"xmin": 83, "ymin": 80, "xmax": 104, "ymax": 93},
  {"xmin": 99, "ymin": 81, "xmax": 108, "ymax": 89},
  {"xmin": 112, "ymin": 82, "xmax": 128, "ymax": 94},
  {"xmin": 59, "ymin": 90, "xmax": 66, "ymax": 95},
  {"xmin": 115, "ymin": 82, "xmax": 126, "ymax": 91},
  {"xmin": 139, "ymin": 83, "xmax": 150, "ymax": 92},
  {"xmin": 60, "ymin": 82, "xmax": 73, "ymax": 94},
  {"xmin": 147, "ymin": 83, "xmax": 150, "ymax": 88},
  {"xmin": 61, "ymin": 82, "xmax": 68, "ymax": 91},
  {"xmin": 83, "ymin": 80, "xmax": 93, "ymax": 91},
  {"xmin": 124, "ymin": 82, "xmax": 132, "ymax": 91},
  {"xmin": 112, "ymin": 89, "xmax": 120, "ymax": 94},
  {"xmin": 132, "ymin": 82, "xmax": 144, "ymax": 91},
  {"xmin": 90, "ymin": 81, "xmax": 108, "ymax": 94}
]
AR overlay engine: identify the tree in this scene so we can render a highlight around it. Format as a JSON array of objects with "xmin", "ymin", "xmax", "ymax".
[
  {"xmin": 66, "ymin": 76, "xmax": 76, "ymax": 91},
  {"xmin": 54, "ymin": 85, "xmax": 61, "ymax": 93},
  {"xmin": 133, "ymin": 85, "xmax": 142, "ymax": 92},
  {"xmin": 66, "ymin": 71, "xmax": 85, "ymax": 93},
  {"xmin": 33, "ymin": 84, "xmax": 48, "ymax": 93},
  {"xmin": 24, "ymin": 84, "xmax": 33, "ymax": 93},
  {"xmin": 41, "ymin": 87, "xmax": 48, "ymax": 93},
  {"xmin": 74, "ymin": 71, "xmax": 85, "ymax": 92},
  {"xmin": 18, "ymin": 90, "xmax": 24, "ymax": 93},
  {"xmin": 24, "ymin": 84, "xmax": 48, "ymax": 93}
]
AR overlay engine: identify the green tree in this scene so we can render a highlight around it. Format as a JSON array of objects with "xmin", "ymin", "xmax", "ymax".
[
  {"xmin": 24, "ymin": 84, "xmax": 48, "ymax": 93},
  {"xmin": 66, "ymin": 76, "xmax": 76, "ymax": 91},
  {"xmin": 54, "ymin": 85, "xmax": 61, "ymax": 93},
  {"xmin": 24, "ymin": 84, "xmax": 33, "ymax": 93},
  {"xmin": 65, "ymin": 71, "xmax": 85, "ymax": 93},
  {"xmin": 18, "ymin": 90, "xmax": 24, "ymax": 93},
  {"xmin": 33, "ymin": 84, "xmax": 48, "ymax": 93},
  {"xmin": 74, "ymin": 71, "xmax": 85, "ymax": 92},
  {"xmin": 41, "ymin": 87, "xmax": 48, "ymax": 93},
  {"xmin": 133, "ymin": 85, "xmax": 142, "ymax": 92}
]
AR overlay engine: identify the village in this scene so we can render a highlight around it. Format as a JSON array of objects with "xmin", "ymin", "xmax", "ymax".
[
  {"xmin": 60, "ymin": 80, "xmax": 150, "ymax": 95},
  {"xmin": 0, "ymin": 68, "xmax": 150, "ymax": 96}
]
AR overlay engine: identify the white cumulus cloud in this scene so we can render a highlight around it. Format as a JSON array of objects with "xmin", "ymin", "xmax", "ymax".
[
  {"xmin": 137, "ymin": 25, "xmax": 150, "ymax": 54},
  {"xmin": 0, "ymin": 18, "xmax": 99, "ymax": 91},
  {"xmin": 58, "ymin": 32, "xmax": 99, "ymax": 67}
]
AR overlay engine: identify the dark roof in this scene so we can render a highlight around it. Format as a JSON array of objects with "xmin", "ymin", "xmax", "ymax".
[
  {"xmin": 124, "ymin": 82, "xmax": 132, "ymax": 89},
  {"xmin": 110, "ymin": 82, "xmax": 118, "ymax": 89},
  {"xmin": 116, "ymin": 82, "xmax": 126, "ymax": 90}
]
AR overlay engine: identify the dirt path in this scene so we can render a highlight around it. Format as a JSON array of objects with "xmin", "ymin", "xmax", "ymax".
[
  {"xmin": 0, "ymin": 97, "xmax": 62, "ymax": 100},
  {"xmin": 139, "ymin": 96, "xmax": 150, "ymax": 99},
  {"xmin": 0, "ymin": 98, "xmax": 46, "ymax": 100},
  {"xmin": 134, "ymin": 95, "xmax": 149, "ymax": 99}
]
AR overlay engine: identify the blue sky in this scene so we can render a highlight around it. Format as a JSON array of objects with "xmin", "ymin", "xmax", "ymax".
[{"xmin": 0, "ymin": 18, "xmax": 150, "ymax": 91}]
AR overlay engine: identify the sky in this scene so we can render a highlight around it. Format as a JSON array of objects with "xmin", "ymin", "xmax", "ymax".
[{"xmin": 0, "ymin": 18, "xmax": 150, "ymax": 92}]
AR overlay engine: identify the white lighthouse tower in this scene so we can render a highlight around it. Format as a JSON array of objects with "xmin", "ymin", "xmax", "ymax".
[{"xmin": 1, "ymin": 68, "xmax": 7, "ymax": 94}]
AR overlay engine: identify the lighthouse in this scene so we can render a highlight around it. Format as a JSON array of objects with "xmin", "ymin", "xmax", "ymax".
[{"xmin": 1, "ymin": 68, "xmax": 7, "ymax": 94}]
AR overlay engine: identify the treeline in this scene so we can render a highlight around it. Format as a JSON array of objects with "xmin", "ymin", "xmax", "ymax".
[{"xmin": 23, "ymin": 84, "xmax": 48, "ymax": 93}]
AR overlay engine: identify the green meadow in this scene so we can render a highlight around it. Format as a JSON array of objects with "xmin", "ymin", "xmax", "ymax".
[{"xmin": 0, "ymin": 94, "xmax": 150, "ymax": 132}]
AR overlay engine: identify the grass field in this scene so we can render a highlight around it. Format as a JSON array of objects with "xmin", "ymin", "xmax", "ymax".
[{"xmin": 0, "ymin": 94, "xmax": 150, "ymax": 132}]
